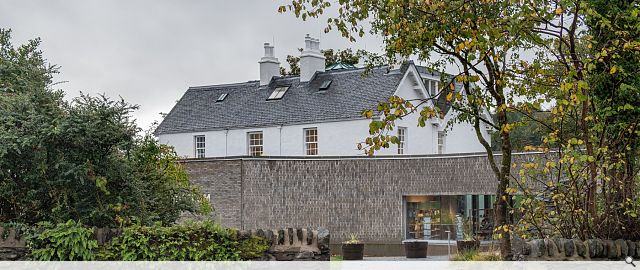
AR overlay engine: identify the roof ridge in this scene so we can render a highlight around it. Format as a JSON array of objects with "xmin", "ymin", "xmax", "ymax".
[{"xmin": 189, "ymin": 80, "xmax": 259, "ymax": 90}]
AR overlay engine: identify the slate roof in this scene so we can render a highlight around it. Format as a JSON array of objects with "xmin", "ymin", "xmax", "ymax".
[{"xmin": 155, "ymin": 63, "xmax": 453, "ymax": 135}]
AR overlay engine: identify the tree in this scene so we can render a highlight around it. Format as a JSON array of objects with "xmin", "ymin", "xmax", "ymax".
[
  {"xmin": 491, "ymin": 112, "xmax": 550, "ymax": 152},
  {"xmin": 513, "ymin": 0, "xmax": 640, "ymax": 240},
  {"xmin": 0, "ymin": 28, "xmax": 210, "ymax": 227},
  {"xmin": 279, "ymin": 48, "xmax": 372, "ymax": 75}
]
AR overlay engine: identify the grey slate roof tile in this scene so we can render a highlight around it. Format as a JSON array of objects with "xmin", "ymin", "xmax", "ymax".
[{"xmin": 155, "ymin": 63, "xmax": 454, "ymax": 135}]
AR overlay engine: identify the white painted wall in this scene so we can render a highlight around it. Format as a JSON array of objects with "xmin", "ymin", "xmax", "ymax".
[
  {"xmin": 443, "ymin": 112, "xmax": 492, "ymax": 154},
  {"xmin": 159, "ymin": 119, "xmax": 369, "ymax": 158}
]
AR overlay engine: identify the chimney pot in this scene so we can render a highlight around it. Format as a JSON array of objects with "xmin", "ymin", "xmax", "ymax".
[
  {"xmin": 259, "ymin": 42, "xmax": 280, "ymax": 86},
  {"xmin": 299, "ymin": 35, "xmax": 326, "ymax": 82}
]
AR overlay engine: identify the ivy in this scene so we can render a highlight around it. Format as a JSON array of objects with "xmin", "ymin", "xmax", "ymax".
[
  {"xmin": 26, "ymin": 220, "xmax": 98, "ymax": 261},
  {"xmin": 97, "ymin": 221, "xmax": 267, "ymax": 261}
]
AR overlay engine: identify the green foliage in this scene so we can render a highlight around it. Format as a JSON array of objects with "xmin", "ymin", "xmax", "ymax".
[
  {"xmin": 98, "ymin": 221, "xmax": 245, "ymax": 261},
  {"xmin": 237, "ymin": 235, "xmax": 270, "ymax": 260},
  {"xmin": 1, "ymin": 222, "xmax": 28, "ymax": 240},
  {"xmin": 451, "ymin": 249, "xmax": 501, "ymax": 261},
  {"xmin": 26, "ymin": 220, "xmax": 98, "ymax": 261},
  {"xmin": 342, "ymin": 233, "xmax": 361, "ymax": 244},
  {"xmin": 0, "ymin": 28, "xmax": 210, "ymax": 227},
  {"xmin": 279, "ymin": 48, "xmax": 378, "ymax": 75}
]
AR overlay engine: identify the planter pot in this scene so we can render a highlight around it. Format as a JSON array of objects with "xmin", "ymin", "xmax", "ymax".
[
  {"xmin": 342, "ymin": 243, "xmax": 364, "ymax": 260},
  {"xmin": 457, "ymin": 240, "xmax": 480, "ymax": 253},
  {"xmin": 403, "ymin": 241, "xmax": 428, "ymax": 258}
]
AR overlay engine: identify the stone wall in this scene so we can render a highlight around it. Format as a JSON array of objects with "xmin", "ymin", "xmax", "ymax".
[
  {"xmin": 238, "ymin": 227, "xmax": 330, "ymax": 261},
  {"xmin": 0, "ymin": 228, "xmax": 27, "ymax": 260},
  {"xmin": 183, "ymin": 153, "xmax": 541, "ymax": 245},
  {"xmin": 522, "ymin": 238, "xmax": 640, "ymax": 260}
]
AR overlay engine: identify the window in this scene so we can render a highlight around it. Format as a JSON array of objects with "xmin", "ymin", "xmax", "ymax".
[
  {"xmin": 304, "ymin": 128, "xmax": 318, "ymax": 155},
  {"xmin": 319, "ymin": 80, "xmax": 332, "ymax": 90},
  {"xmin": 267, "ymin": 86, "xmax": 290, "ymax": 100},
  {"xmin": 431, "ymin": 80, "xmax": 439, "ymax": 96},
  {"xmin": 397, "ymin": 127, "xmax": 407, "ymax": 154},
  {"xmin": 194, "ymin": 135, "xmax": 205, "ymax": 158},
  {"xmin": 216, "ymin": 93, "xmax": 228, "ymax": 102},
  {"xmin": 437, "ymin": 131, "xmax": 445, "ymax": 154},
  {"xmin": 423, "ymin": 79, "xmax": 439, "ymax": 96},
  {"xmin": 248, "ymin": 132, "xmax": 263, "ymax": 156}
]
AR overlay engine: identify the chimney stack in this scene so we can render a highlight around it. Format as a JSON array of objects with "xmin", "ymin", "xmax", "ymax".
[
  {"xmin": 259, "ymin": 42, "xmax": 280, "ymax": 86},
  {"xmin": 299, "ymin": 34, "xmax": 325, "ymax": 82},
  {"xmin": 391, "ymin": 53, "xmax": 407, "ymax": 71}
]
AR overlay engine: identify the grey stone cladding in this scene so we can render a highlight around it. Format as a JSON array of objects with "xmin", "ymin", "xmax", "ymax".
[{"xmin": 183, "ymin": 153, "xmax": 540, "ymax": 244}]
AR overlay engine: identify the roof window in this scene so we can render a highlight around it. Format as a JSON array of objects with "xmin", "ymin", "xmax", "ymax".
[
  {"xmin": 216, "ymin": 93, "xmax": 228, "ymax": 102},
  {"xmin": 319, "ymin": 80, "xmax": 332, "ymax": 90},
  {"xmin": 267, "ymin": 86, "xmax": 290, "ymax": 100}
]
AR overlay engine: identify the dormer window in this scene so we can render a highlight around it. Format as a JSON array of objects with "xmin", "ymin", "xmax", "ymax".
[
  {"xmin": 216, "ymin": 93, "xmax": 228, "ymax": 102},
  {"xmin": 319, "ymin": 80, "xmax": 332, "ymax": 91},
  {"xmin": 267, "ymin": 86, "xmax": 290, "ymax": 100},
  {"xmin": 423, "ymin": 78, "xmax": 439, "ymax": 96}
]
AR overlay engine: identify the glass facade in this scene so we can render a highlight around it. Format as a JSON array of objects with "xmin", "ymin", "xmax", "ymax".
[{"xmin": 404, "ymin": 195, "xmax": 495, "ymax": 240}]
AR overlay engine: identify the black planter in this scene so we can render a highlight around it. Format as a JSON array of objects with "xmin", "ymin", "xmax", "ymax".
[
  {"xmin": 457, "ymin": 239, "xmax": 480, "ymax": 253},
  {"xmin": 403, "ymin": 241, "xmax": 428, "ymax": 258},
  {"xmin": 342, "ymin": 243, "xmax": 364, "ymax": 260}
]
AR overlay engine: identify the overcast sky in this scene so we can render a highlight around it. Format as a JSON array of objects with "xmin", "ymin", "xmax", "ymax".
[{"xmin": 0, "ymin": 0, "xmax": 386, "ymax": 130}]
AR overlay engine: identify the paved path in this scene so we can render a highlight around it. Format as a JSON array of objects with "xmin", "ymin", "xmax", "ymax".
[{"xmin": 362, "ymin": 255, "xmax": 449, "ymax": 261}]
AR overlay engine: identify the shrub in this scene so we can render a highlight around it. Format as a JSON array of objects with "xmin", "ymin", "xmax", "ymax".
[
  {"xmin": 451, "ymin": 249, "xmax": 502, "ymax": 261},
  {"xmin": 99, "ymin": 221, "xmax": 268, "ymax": 261},
  {"xmin": 237, "ymin": 235, "xmax": 270, "ymax": 260},
  {"xmin": 26, "ymin": 220, "xmax": 98, "ymax": 261}
]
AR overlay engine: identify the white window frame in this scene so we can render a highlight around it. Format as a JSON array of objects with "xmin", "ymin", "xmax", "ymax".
[
  {"xmin": 247, "ymin": 132, "xmax": 263, "ymax": 156},
  {"xmin": 397, "ymin": 127, "xmax": 407, "ymax": 155},
  {"xmin": 423, "ymin": 78, "xmax": 438, "ymax": 96},
  {"xmin": 431, "ymin": 80, "xmax": 438, "ymax": 96},
  {"xmin": 267, "ymin": 86, "xmax": 290, "ymax": 100},
  {"xmin": 437, "ymin": 131, "xmax": 446, "ymax": 154},
  {"xmin": 194, "ymin": 135, "xmax": 206, "ymax": 158},
  {"xmin": 304, "ymin": 128, "xmax": 318, "ymax": 155}
]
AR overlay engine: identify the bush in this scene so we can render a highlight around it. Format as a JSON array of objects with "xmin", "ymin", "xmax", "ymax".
[
  {"xmin": 26, "ymin": 220, "xmax": 98, "ymax": 261},
  {"xmin": 451, "ymin": 249, "xmax": 502, "ymax": 261},
  {"xmin": 98, "ymin": 221, "xmax": 268, "ymax": 261},
  {"xmin": 237, "ymin": 235, "xmax": 270, "ymax": 260}
]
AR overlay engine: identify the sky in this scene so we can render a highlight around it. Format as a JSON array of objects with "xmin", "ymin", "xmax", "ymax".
[{"xmin": 0, "ymin": 0, "xmax": 386, "ymax": 130}]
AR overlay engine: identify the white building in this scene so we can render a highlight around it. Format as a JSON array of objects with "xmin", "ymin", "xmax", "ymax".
[{"xmin": 155, "ymin": 35, "xmax": 491, "ymax": 158}]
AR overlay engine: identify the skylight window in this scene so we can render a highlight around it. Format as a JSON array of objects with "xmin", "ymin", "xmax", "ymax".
[
  {"xmin": 216, "ymin": 93, "xmax": 228, "ymax": 102},
  {"xmin": 319, "ymin": 80, "xmax": 332, "ymax": 90},
  {"xmin": 267, "ymin": 86, "xmax": 289, "ymax": 100}
]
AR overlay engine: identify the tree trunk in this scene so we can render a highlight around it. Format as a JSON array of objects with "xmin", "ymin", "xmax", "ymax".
[{"xmin": 495, "ymin": 108, "xmax": 513, "ymax": 260}]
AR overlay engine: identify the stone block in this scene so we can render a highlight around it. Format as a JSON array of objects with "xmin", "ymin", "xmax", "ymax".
[
  {"xmin": 553, "ymin": 238, "xmax": 565, "ymax": 255},
  {"xmin": 627, "ymin": 240, "xmax": 635, "ymax": 258},
  {"xmin": 574, "ymin": 239, "xmax": 586, "ymax": 258},
  {"xmin": 317, "ymin": 228, "xmax": 330, "ymax": 253},
  {"xmin": 615, "ymin": 239, "xmax": 628, "ymax": 258},
  {"xmin": 605, "ymin": 240, "xmax": 619, "ymax": 259},
  {"xmin": 529, "ymin": 239, "xmax": 546, "ymax": 257},
  {"xmin": 564, "ymin": 239, "xmax": 575, "ymax": 257},
  {"xmin": 545, "ymin": 238, "xmax": 559, "ymax": 258}
]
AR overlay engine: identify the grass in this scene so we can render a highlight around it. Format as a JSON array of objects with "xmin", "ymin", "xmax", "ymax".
[
  {"xmin": 331, "ymin": 255, "xmax": 343, "ymax": 261},
  {"xmin": 450, "ymin": 249, "xmax": 502, "ymax": 261}
]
